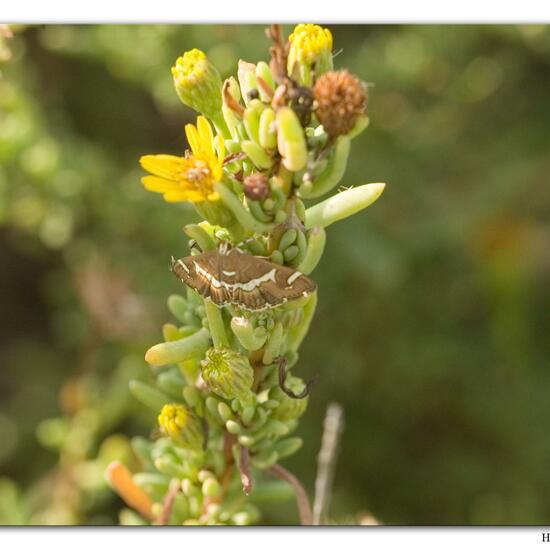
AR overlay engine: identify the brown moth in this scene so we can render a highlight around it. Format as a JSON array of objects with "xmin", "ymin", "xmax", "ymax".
[{"xmin": 171, "ymin": 242, "xmax": 316, "ymax": 311}]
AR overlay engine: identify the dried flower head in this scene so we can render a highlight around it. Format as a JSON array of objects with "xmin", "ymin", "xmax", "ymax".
[{"xmin": 313, "ymin": 70, "xmax": 367, "ymax": 138}]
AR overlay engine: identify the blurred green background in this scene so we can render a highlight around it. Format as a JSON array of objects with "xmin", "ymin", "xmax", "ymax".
[{"xmin": 1, "ymin": 24, "xmax": 549, "ymax": 525}]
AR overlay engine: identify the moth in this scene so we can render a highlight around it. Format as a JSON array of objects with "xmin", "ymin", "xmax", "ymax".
[{"xmin": 171, "ymin": 242, "xmax": 316, "ymax": 311}]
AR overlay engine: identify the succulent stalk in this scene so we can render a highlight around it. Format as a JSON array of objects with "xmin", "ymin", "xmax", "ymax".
[{"xmin": 112, "ymin": 23, "xmax": 386, "ymax": 526}]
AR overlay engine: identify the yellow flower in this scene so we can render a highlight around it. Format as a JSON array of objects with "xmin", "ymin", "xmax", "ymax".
[
  {"xmin": 140, "ymin": 115, "xmax": 224, "ymax": 203},
  {"xmin": 158, "ymin": 403, "xmax": 203, "ymax": 450},
  {"xmin": 289, "ymin": 24, "xmax": 332, "ymax": 64}
]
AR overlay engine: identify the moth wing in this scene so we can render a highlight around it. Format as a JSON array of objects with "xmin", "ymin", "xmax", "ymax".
[
  {"xmin": 272, "ymin": 263, "xmax": 317, "ymax": 300},
  {"xmin": 171, "ymin": 251, "xmax": 219, "ymax": 301},
  {"xmin": 227, "ymin": 252, "xmax": 316, "ymax": 308}
]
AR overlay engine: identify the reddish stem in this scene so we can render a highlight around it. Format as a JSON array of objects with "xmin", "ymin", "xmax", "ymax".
[{"xmin": 268, "ymin": 464, "xmax": 313, "ymax": 525}]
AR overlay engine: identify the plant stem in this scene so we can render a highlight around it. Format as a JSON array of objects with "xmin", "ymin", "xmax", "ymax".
[
  {"xmin": 268, "ymin": 464, "xmax": 313, "ymax": 525},
  {"xmin": 204, "ymin": 298, "xmax": 229, "ymax": 348},
  {"xmin": 156, "ymin": 479, "xmax": 181, "ymax": 526}
]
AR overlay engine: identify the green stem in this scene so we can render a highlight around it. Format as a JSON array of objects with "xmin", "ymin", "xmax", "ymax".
[
  {"xmin": 204, "ymin": 298, "xmax": 229, "ymax": 348},
  {"xmin": 211, "ymin": 111, "xmax": 231, "ymax": 140},
  {"xmin": 216, "ymin": 181, "xmax": 274, "ymax": 234},
  {"xmin": 288, "ymin": 292, "xmax": 318, "ymax": 352}
]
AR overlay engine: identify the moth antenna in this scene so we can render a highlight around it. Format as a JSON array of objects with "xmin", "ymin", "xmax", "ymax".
[
  {"xmin": 170, "ymin": 256, "xmax": 176, "ymax": 271},
  {"xmin": 189, "ymin": 239, "xmax": 203, "ymax": 254},
  {"xmin": 277, "ymin": 356, "xmax": 316, "ymax": 399}
]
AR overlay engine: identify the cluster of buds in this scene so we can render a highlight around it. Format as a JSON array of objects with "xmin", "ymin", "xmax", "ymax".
[{"xmin": 107, "ymin": 24, "xmax": 385, "ymax": 526}]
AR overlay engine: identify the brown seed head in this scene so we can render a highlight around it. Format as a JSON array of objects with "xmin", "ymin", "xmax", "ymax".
[
  {"xmin": 313, "ymin": 70, "xmax": 367, "ymax": 138},
  {"xmin": 243, "ymin": 172, "xmax": 270, "ymax": 201}
]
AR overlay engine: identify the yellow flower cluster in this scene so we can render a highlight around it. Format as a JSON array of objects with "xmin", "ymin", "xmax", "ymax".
[
  {"xmin": 288, "ymin": 24, "xmax": 333, "ymax": 65},
  {"xmin": 171, "ymin": 48, "xmax": 209, "ymax": 86}
]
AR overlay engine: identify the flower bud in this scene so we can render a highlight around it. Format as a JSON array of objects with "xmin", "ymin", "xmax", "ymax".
[
  {"xmin": 270, "ymin": 376, "xmax": 309, "ymax": 421},
  {"xmin": 313, "ymin": 70, "xmax": 367, "ymax": 138},
  {"xmin": 172, "ymin": 49, "xmax": 223, "ymax": 119},
  {"xmin": 158, "ymin": 403, "xmax": 204, "ymax": 451},
  {"xmin": 287, "ymin": 24, "xmax": 333, "ymax": 85},
  {"xmin": 201, "ymin": 347, "xmax": 254, "ymax": 400}
]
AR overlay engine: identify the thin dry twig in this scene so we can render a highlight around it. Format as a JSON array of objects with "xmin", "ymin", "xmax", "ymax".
[
  {"xmin": 313, "ymin": 402, "xmax": 344, "ymax": 525},
  {"xmin": 268, "ymin": 463, "xmax": 313, "ymax": 525},
  {"xmin": 156, "ymin": 478, "xmax": 181, "ymax": 526},
  {"xmin": 266, "ymin": 24, "xmax": 288, "ymax": 85},
  {"xmin": 239, "ymin": 446, "xmax": 253, "ymax": 495}
]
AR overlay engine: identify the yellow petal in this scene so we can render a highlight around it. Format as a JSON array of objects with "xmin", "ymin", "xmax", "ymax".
[
  {"xmin": 197, "ymin": 116, "xmax": 214, "ymax": 147},
  {"xmin": 142, "ymin": 176, "xmax": 181, "ymax": 193},
  {"xmin": 164, "ymin": 190, "xmax": 205, "ymax": 203},
  {"xmin": 185, "ymin": 124, "xmax": 201, "ymax": 155},
  {"xmin": 214, "ymin": 134, "xmax": 225, "ymax": 163},
  {"xmin": 140, "ymin": 155, "xmax": 182, "ymax": 180}
]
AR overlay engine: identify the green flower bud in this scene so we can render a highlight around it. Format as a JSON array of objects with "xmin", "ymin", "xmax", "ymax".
[
  {"xmin": 277, "ymin": 107, "xmax": 308, "ymax": 172},
  {"xmin": 270, "ymin": 376, "xmax": 309, "ymax": 421},
  {"xmin": 201, "ymin": 347, "xmax": 254, "ymax": 400},
  {"xmin": 172, "ymin": 49, "xmax": 223, "ymax": 119},
  {"xmin": 158, "ymin": 403, "xmax": 204, "ymax": 451}
]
